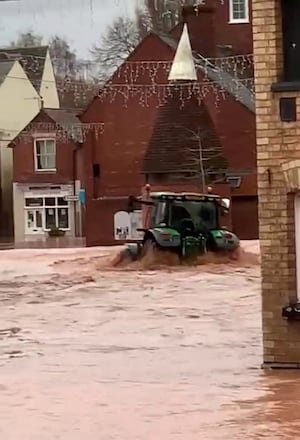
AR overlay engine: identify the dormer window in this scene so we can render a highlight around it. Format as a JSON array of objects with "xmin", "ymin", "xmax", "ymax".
[
  {"xmin": 34, "ymin": 138, "xmax": 56, "ymax": 172},
  {"xmin": 229, "ymin": 0, "xmax": 249, "ymax": 23}
]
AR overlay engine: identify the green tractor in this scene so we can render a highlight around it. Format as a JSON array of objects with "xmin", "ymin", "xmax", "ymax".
[{"xmin": 122, "ymin": 191, "xmax": 239, "ymax": 262}]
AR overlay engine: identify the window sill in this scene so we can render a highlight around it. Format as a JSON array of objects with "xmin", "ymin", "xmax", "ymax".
[
  {"xmin": 44, "ymin": 229, "xmax": 70, "ymax": 232},
  {"xmin": 271, "ymin": 81, "xmax": 300, "ymax": 92},
  {"xmin": 35, "ymin": 169, "xmax": 57, "ymax": 173},
  {"xmin": 228, "ymin": 19, "xmax": 249, "ymax": 24}
]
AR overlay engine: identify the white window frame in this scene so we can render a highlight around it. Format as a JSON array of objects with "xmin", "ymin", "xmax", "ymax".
[
  {"xmin": 34, "ymin": 138, "xmax": 56, "ymax": 172},
  {"xmin": 24, "ymin": 195, "xmax": 71, "ymax": 232},
  {"xmin": 229, "ymin": 0, "xmax": 249, "ymax": 24}
]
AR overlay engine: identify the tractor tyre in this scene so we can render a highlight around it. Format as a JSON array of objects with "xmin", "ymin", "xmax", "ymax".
[{"xmin": 141, "ymin": 238, "xmax": 157, "ymax": 258}]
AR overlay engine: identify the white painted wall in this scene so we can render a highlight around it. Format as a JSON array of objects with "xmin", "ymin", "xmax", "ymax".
[
  {"xmin": 0, "ymin": 60, "xmax": 41, "ymax": 235},
  {"xmin": 39, "ymin": 49, "xmax": 60, "ymax": 109},
  {"xmin": 0, "ymin": 60, "xmax": 41, "ymax": 138},
  {"xmin": 0, "ymin": 54, "xmax": 60, "ymax": 236},
  {"xmin": 13, "ymin": 183, "xmax": 76, "ymax": 242}
]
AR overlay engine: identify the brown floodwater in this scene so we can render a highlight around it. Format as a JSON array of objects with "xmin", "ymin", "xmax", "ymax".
[{"xmin": 0, "ymin": 242, "xmax": 299, "ymax": 439}]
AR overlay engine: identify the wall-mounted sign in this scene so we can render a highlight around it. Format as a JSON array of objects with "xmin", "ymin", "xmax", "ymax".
[
  {"xmin": 114, "ymin": 210, "xmax": 143, "ymax": 240},
  {"xmin": 114, "ymin": 211, "xmax": 131, "ymax": 240},
  {"xmin": 64, "ymin": 195, "xmax": 79, "ymax": 202},
  {"xmin": 79, "ymin": 189, "xmax": 86, "ymax": 205}
]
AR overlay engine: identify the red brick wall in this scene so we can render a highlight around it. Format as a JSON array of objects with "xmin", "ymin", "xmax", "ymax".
[
  {"xmin": 81, "ymin": 29, "xmax": 256, "ymax": 244},
  {"xmin": 231, "ymin": 195, "xmax": 259, "ymax": 239},
  {"xmin": 82, "ymin": 33, "xmax": 255, "ymax": 197},
  {"xmin": 204, "ymin": 89, "xmax": 257, "ymax": 195},
  {"xmin": 85, "ymin": 198, "xmax": 129, "ymax": 246},
  {"xmin": 213, "ymin": 0, "xmax": 253, "ymax": 54},
  {"xmin": 81, "ymin": 35, "xmax": 174, "ymax": 201},
  {"xmin": 171, "ymin": 0, "xmax": 253, "ymax": 56},
  {"xmin": 13, "ymin": 114, "xmax": 78, "ymax": 184},
  {"xmin": 75, "ymin": 144, "xmax": 85, "ymax": 187}
]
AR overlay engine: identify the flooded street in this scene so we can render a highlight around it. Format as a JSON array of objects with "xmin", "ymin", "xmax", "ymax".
[{"xmin": 0, "ymin": 243, "xmax": 300, "ymax": 439}]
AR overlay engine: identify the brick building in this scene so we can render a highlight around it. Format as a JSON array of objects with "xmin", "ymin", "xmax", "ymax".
[
  {"xmin": 253, "ymin": 0, "xmax": 300, "ymax": 367},
  {"xmin": 81, "ymin": 1, "xmax": 257, "ymax": 246},
  {"xmin": 11, "ymin": 108, "xmax": 85, "ymax": 242}
]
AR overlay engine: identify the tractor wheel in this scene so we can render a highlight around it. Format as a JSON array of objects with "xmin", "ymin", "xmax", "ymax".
[{"xmin": 141, "ymin": 238, "xmax": 157, "ymax": 258}]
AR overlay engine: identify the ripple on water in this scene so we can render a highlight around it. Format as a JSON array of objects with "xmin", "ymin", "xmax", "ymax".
[{"xmin": 0, "ymin": 244, "xmax": 297, "ymax": 440}]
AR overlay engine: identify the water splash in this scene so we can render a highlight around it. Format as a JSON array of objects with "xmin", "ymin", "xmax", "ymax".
[{"xmin": 110, "ymin": 244, "xmax": 260, "ymax": 271}]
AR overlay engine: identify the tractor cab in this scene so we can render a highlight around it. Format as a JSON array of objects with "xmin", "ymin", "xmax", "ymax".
[
  {"xmin": 127, "ymin": 191, "xmax": 239, "ymax": 259},
  {"xmin": 149, "ymin": 193, "xmax": 225, "ymax": 236}
]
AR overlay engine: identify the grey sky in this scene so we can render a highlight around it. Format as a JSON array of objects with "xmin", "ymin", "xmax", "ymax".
[{"xmin": 0, "ymin": 0, "xmax": 137, "ymax": 57}]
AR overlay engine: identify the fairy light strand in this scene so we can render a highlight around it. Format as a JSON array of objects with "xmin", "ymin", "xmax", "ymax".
[
  {"xmin": 0, "ymin": 122, "xmax": 105, "ymax": 143},
  {"xmin": 0, "ymin": 53, "xmax": 254, "ymax": 108}
]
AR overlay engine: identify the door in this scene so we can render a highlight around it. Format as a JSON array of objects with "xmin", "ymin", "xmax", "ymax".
[{"xmin": 25, "ymin": 209, "xmax": 43, "ymax": 234}]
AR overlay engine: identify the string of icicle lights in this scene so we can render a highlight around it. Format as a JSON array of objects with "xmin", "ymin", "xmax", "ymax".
[
  {"xmin": 0, "ymin": 52, "xmax": 253, "ymax": 74},
  {"xmin": 0, "ymin": 122, "xmax": 105, "ymax": 142},
  {"xmin": 1, "ymin": 54, "xmax": 254, "ymax": 108}
]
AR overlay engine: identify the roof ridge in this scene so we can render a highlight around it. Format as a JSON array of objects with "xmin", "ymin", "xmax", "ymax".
[
  {"xmin": 0, "ymin": 45, "xmax": 49, "ymax": 51},
  {"xmin": 0, "ymin": 46, "xmax": 49, "ymax": 93}
]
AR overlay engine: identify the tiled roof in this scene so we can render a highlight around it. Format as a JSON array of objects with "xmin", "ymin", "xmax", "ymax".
[
  {"xmin": 43, "ymin": 108, "xmax": 83, "ymax": 142},
  {"xmin": 0, "ymin": 46, "xmax": 48, "ymax": 91},
  {"xmin": 143, "ymin": 90, "xmax": 228, "ymax": 176},
  {"xmin": 44, "ymin": 108, "xmax": 81, "ymax": 126},
  {"xmin": 0, "ymin": 60, "xmax": 14, "ymax": 86}
]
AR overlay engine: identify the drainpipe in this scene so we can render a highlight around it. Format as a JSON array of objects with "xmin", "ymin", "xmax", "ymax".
[
  {"xmin": 72, "ymin": 146, "xmax": 77, "ymax": 236},
  {"xmin": 73, "ymin": 142, "xmax": 82, "ymax": 237}
]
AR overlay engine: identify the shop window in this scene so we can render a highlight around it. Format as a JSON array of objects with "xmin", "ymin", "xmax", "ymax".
[{"xmin": 24, "ymin": 195, "xmax": 70, "ymax": 234}]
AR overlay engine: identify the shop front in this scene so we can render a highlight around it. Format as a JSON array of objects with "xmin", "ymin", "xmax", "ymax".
[{"xmin": 13, "ymin": 183, "xmax": 77, "ymax": 242}]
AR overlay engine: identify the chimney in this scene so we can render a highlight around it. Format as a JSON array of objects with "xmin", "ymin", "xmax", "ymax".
[{"xmin": 171, "ymin": 4, "xmax": 217, "ymax": 58}]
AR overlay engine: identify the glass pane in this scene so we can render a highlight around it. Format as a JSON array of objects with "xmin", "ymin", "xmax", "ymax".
[
  {"xmin": 36, "ymin": 210, "xmax": 43, "ymax": 228},
  {"xmin": 35, "ymin": 140, "xmax": 44, "ymax": 155},
  {"xmin": 58, "ymin": 208, "xmax": 69, "ymax": 229},
  {"xmin": 45, "ymin": 197, "xmax": 55, "ymax": 206},
  {"xmin": 46, "ymin": 208, "xmax": 56, "ymax": 229},
  {"xmin": 27, "ymin": 210, "xmax": 34, "ymax": 228},
  {"xmin": 46, "ymin": 139, "xmax": 56, "ymax": 154},
  {"xmin": 25, "ymin": 197, "xmax": 43, "ymax": 207},
  {"xmin": 58, "ymin": 197, "xmax": 68, "ymax": 206},
  {"xmin": 45, "ymin": 154, "xmax": 56, "ymax": 170},
  {"xmin": 37, "ymin": 154, "xmax": 47, "ymax": 170},
  {"xmin": 233, "ymin": 0, "xmax": 246, "ymax": 19}
]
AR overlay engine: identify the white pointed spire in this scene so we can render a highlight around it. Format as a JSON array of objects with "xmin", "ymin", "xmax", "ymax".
[{"xmin": 168, "ymin": 23, "xmax": 197, "ymax": 82}]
